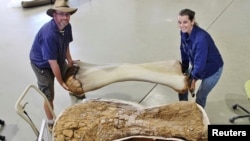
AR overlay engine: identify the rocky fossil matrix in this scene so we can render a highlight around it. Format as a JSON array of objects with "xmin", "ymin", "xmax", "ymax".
[{"xmin": 53, "ymin": 99, "xmax": 209, "ymax": 141}]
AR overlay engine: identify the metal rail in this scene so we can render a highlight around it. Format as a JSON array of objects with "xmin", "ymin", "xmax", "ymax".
[{"xmin": 15, "ymin": 84, "xmax": 56, "ymax": 139}]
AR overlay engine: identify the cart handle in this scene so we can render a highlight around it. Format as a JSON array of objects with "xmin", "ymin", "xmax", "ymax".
[{"xmin": 15, "ymin": 84, "xmax": 56, "ymax": 137}]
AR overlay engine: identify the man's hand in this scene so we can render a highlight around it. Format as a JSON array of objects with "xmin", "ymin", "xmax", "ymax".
[
  {"xmin": 67, "ymin": 60, "xmax": 80, "ymax": 67},
  {"xmin": 62, "ymin": 82, "xmax": 69, "ymax": 90}
]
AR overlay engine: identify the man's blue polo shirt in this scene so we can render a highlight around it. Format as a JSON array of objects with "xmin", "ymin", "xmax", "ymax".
[{"xmin": 30, "ymin": 19, "xmax": 73, "ymax": 69}]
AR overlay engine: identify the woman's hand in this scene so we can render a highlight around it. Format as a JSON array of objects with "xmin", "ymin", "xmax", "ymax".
[
  {"xmin": 191, "ymin": 79, "xmax": 196, "ymax": 90},
  {"xmin": 189, "ymin": 79, "xmax": 196, "ymax": 97}
]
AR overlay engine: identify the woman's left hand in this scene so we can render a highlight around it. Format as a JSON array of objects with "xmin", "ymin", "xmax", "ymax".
[{"xmin": 190, "ymin": 79, "xmax": 196, "ymax": 93}]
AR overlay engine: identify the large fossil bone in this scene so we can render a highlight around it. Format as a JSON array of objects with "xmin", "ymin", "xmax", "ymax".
[
  {"xmin": 21, "ymin": 0, "xmax": 54, "ymax": 8},
  {"xmin": 64, "ymin": 60, "xmax": 189, "ymax": 98},
  {"xmin": 53, "ymin": 99, "xmax": 209, "ymax": 141}
]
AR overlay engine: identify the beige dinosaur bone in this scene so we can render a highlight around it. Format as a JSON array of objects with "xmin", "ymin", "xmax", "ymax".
[
  {"xmin": 64, "ymin": 60, "xmax": 189, "ymax": 97},
  {"xmin": 53, "ymin": 99, "xmax": 209, "ymax": 141}
]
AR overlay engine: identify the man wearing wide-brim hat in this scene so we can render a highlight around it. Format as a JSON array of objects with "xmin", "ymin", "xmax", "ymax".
[
  {"xmin": 29, "ymin": 0, "xmax": 78, "ymax": 132},
  {"xmin": 47, "ymin": 0, "xmax": 77, "ymax": 17},
  {"xmin": 47, "ymin": 0, "xmax": 77, "ymax": 30}
]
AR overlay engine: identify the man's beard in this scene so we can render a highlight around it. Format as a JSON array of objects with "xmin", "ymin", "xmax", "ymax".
[{"xmin": 59, "ymin": 22, "xmax": 68, "ymax": 29}]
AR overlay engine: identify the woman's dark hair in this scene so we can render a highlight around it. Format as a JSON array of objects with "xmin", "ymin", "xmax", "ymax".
[{"xmin": 179, "ymin": 8, "xmax": 198, "ymax": 25}]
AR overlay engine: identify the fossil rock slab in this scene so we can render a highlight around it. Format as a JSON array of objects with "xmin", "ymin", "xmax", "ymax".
[{"xmin": 53, "ymin": 99, "xmax": 209, "ymax": 141}]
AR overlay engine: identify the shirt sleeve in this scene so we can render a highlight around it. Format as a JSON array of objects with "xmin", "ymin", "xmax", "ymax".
[
  {"xmin": 180, "ymin": 33, "xmax": 189, "ymax": 73},
  {"xmin": 191, "ymin": 34, "xmax": 208, "ymax": 80}
]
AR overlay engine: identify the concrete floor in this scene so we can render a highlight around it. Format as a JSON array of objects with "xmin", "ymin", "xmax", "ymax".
[{"xmin": 1, "ymin": 0, "xmax": 250, "ymax": 140}]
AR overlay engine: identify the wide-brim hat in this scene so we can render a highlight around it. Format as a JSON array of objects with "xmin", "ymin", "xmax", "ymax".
[{"xmin": 47, "ymin": 0, "xmax": 78, "ymax": 17}]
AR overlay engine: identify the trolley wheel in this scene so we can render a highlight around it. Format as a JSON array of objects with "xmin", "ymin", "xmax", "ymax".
[
  {"xmin": 229, "ymin": 117, "xmax": 235, "ymax": 123},
  {"xmin": 0, "ymin": 135, "xmax": 5, "ymax": 141},
  {"xmin": 232, "ymin": 104, "xmax": 238, "ymax": 110},
  {"xmin": 0, "ymin": 120, "xmax": 5, "ymax": 126}
]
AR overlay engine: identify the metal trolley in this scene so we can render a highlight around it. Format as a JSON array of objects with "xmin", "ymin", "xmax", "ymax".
[{"xmin": 15, "ymin": 84, "xmax": 56, "ymax": 141}]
